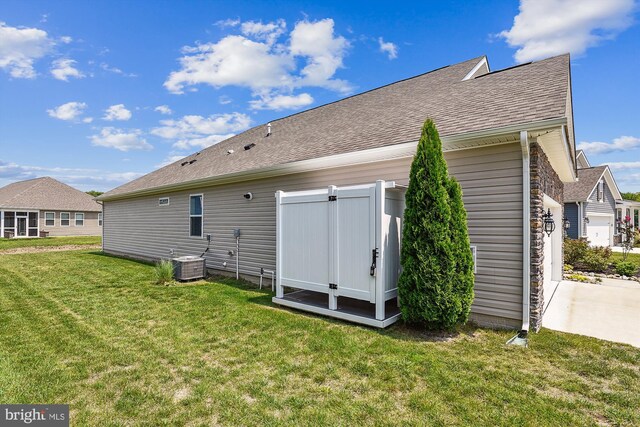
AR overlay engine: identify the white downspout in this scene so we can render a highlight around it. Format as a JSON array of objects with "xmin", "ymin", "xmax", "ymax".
[{"xmin": 520, "ymin": 131, "xmax": 530, "ymax": 333}]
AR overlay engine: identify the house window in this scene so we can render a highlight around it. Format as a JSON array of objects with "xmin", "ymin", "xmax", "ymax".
[
  {"xmin": 28, "ymin": 212, "xmax": 38, "ymax": 236},
  {"xmin": 159, "ymin": 197, "xmax": 170, "ymax": 206},
  {"xmin": 45, "ymin": 212, "xmax": 55, "ymax": 226},
  {"xmin": 189, "ymin": 194, "xmax": 203, "ymax": 238},
  {"xmin": 61, "ymin": 212, "xmax": 70, "ymax": 226},
  {"xmin": 98, "ymin": 213, "xmax": 103, "ymax": 226},
  {"xmin": 75, "ymin": 213, "xmax": 84, "ymax": 226}
]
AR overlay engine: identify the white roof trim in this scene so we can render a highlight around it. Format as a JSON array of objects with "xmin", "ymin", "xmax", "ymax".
[
  {"xmin": 584, "ymin": 167, "xmax": 622, "ymax": 202},
  {"xmin": 576, "ymin": 150, "xmax": 591, "ymax": 167},
  {"xmin": 462, "ymin": 57, "xmax": 489, "ymax": 81}
]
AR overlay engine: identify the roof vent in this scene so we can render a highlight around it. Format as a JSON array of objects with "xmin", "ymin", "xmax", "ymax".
[
  {"xmin": 244, "ymin": 143, "xmax": 256, "ymax": 151},
  {"xmin": 266, "ymin": 122, "xmax": 272, "ymax": 137},
  {"xmin": 181, "ymin": 161, "xmax": 188, "ymax": 166},
  {"xmin": 189, "ymin": 159, "xmax": 197, "ymax": 164},
  {"xmin": 227, "ymin": 149, "xmax": 234, "ymax": 155}
]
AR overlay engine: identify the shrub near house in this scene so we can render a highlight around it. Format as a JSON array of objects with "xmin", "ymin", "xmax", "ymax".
[{"xmin": 398, "ymin": 119, "xmax": 474, "ymax": 330}]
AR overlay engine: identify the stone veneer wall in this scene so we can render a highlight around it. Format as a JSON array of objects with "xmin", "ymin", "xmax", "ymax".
[{"xmin": 529, "ymin": 142, "xmax": 564, "ymax": 331}]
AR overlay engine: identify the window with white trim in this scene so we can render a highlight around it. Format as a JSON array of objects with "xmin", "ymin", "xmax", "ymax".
[
  {"xmin": 61, "ymin": 212, "xmax": 70, "ymax": 226},
  {"xmin": 98, "ymin": 213, "xmax": 103, "ymax": 226},
  {"xmin": 189, "ymin": 194, "xmax": 203, "ymax": 237},
  {"xmin": 75, "ymin": 212, "xmax": 84, "ymax": 226},
  {"xmin": 45, "ymin": 212, "xmax": 55, "ymax": 226}
]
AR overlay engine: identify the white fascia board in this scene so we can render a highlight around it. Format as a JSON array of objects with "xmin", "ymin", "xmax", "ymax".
[
  {"xmin": 603, "ymin": 167, "xmax": 623, "ymax": 201},
  {"xmin": 99, "ymin": 117, "xmax": 568, "ymax": 202},
  {"xmin": 462, "ymin": 57, "xmax": 489, "ymax": 81}
]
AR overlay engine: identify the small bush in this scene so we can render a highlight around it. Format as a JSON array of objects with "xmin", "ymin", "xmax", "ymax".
[
  {"xmin": 153, "ymin": 259, "xmax": 174, "ymax": 285},
  {"xmin": 581, "ymin": 246, "xmax": 612, "ymax": 273},
  {"xmin": 564, "ymin": 238, "xmax": 588, "ymax": 265},
  {"xmin": 563, "ymin": 264, "xmax": 573, "ymax": 272},
  {"xmin": 566, "ymin": 273, "xmax": 589, "ymax": 283},
  {"xmin": 615, "ymin": 261, "xmax": 638, "ymax": 277}
]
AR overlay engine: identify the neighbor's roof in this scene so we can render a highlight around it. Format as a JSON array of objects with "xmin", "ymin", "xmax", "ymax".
[
  {"xmin": 101, "ymin": 54, "xmax": 572, "ymax": 200},
  {"xmin": 0, "ymin": 177, "xmax": 102, "ymax": 211},
  {"xmin": 563, "ymin": 166, "xmax": 622, "ymax": 202}
]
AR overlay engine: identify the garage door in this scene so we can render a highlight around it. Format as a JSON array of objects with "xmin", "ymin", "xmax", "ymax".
[{"xmin": 587, "ymin": 216, "xmax": 611, "ymax": 247}]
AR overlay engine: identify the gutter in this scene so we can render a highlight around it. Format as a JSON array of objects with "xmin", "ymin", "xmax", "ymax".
[
  {"xmin": 519, "ymin": 130, "xmax": 531, "ymax": 335},
  {"xmin": 98, "ymin": 117, "xmax": 568, "ymax": 202}
]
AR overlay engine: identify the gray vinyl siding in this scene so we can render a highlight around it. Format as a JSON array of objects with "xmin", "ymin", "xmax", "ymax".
[
  {"xmin": 104, "ymin": 142, "xmax": 523, "ymax": 323},
  {"xmin": 564, "ymin": 203, "xmax": 579, "ymax": 239},
  {"xmin": 584, "ymin": 181, "xmax": 616, "ymax": 216},
  {"xmin": 40, "ymin": 210, "xmax": 102, "ymax": 236}
]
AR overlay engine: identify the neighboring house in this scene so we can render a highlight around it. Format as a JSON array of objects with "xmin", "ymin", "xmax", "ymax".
[
  {"xmin": 0, "ymin": 177, "xmax": 102, "ymax": 238},
  {"xmin": 564, "ymin": 151, "xmax": 623, "ymax": 246},
  {"xmin": 98, "ymin": 54, "xmax": 577, "ymax": 332}
]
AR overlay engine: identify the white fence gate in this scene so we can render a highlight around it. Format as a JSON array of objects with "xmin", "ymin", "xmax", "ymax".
[{"xmin": 274, "ymin": 180, "xmax": 404, "ymax": 327}]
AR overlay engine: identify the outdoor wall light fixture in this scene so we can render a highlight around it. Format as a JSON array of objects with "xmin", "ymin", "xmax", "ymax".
[
  {"xmin": 542, "ymin": 208, "xmax": 556, "ymax": 237},
  {"xmin": 563, "ymin": 216, "xmax": 570, "ymax": 230}
]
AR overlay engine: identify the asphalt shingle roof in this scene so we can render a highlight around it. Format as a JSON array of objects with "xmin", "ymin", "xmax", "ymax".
[
  {"xmin": 0, "ymin": 177, "xmax": 102, "ymax": 211},
  {"xmin": 563, "ymin": 166, "xmax": 607, "ymax": 202},
  {"xmin": 101, "ymin": 54, "xmax": 571, "ymax": 199}
]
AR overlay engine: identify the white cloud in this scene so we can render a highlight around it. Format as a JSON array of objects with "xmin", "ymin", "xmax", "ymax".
[
  {"xmin": 289, "ymin": 19, "xmax": 351, "ymax": 92},
  {"xmin": 151, "ymin": 113, "xmax": 251, "ymax": 149},
  {"xmin": 219, "ymin": 95, "xmax": 232, "ymax": 105},
  {"xmin": 249, "ymin": 92, "xmax": 314, "ymax": 111},
  {"xmin": 103, "ymin": 104, "xmax": 132, "ymax": 121},
  {"xmin": 577, "ymin": 135, "xmax": 640, "ymax": 154},
  {"xmin": 100, "ymin": 62, "xmax": 137, "ymax": 77},
  {"xmin": 604, "ymin": 161, "xmax": 640, "ymax": 170},
  {"xmin": 154, "ymin": 105, "xmax": 172, "ymax": 115},
  {"xmin": 47, "ymin": 101, "xmax": 88, "ymax": 121},
  {"xmin": 378, "ymin": 37, "xmax": 398, "ymax": 59},
  {"xmin": 50, "ymin": 58, "xmax": 85, "ymax": 81},
  {"xmin": 499, "ymin": 0, "xmax": 636, "ymax": 63},
  {"xmin": 241, "ymin": 19, "xmax": 286, "ymax": 45},
  {"xmin": 164, "ymin": 18, "xmax": 352, "ymax": 106},
  {"xmin": 0, "ymin": 22, "xmax": 54, "ymax": 78},
  {"xmin": 60, "ymin": 36, "xmax": 73, "ymax": 44},
  {"xmin": 90, "ymin": 127, "xmax": 151, "ymax": 151},
  {"xmin": 215, "ymin": 18, "xmax": 240, "ymax": 28}
]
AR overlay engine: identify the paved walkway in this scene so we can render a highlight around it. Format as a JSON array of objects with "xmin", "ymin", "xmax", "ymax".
[{"xmin": 543, "ymin": 278, "xmax": 640, "ymax": 348}]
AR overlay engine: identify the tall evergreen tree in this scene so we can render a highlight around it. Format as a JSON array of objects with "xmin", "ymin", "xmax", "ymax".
[{"xmin": 398, "ymin": 119, "xmax": 474, "ymax": 330}]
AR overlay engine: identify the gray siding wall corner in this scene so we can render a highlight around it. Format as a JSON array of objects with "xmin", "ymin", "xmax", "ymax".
[
  {"xmin": 564, "ymin": 203, "xmax": 579, "ymax": 239},
  {"xmin": 103, "ymin": 142, "xmax": 524, "ymax": 326},
  {"xmin": 39, "ymin": 210, "xmax": 101, "ymax": 236}
]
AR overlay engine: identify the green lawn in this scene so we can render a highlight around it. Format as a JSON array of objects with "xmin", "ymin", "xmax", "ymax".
[
  {"xmin": 0, "ymin": 235, "xmax": 101, "ymax": 250},
  {"xmin": 1, "ymin": 251, "xmax": 639, "ymax": 426},
  {"xmin": 611, "ymin": 251, "xmax": 640, "ymax": 265}
]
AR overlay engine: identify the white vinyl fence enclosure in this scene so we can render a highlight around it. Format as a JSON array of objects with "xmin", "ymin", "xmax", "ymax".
[{"xmin": 273, "ymin": 180, "xmax": 405, "ymax": 328}]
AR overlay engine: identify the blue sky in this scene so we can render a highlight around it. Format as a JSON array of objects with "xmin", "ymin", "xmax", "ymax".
[{"xmin": 1, "ymin": 0, "xmax": 639, "ymax": 192}]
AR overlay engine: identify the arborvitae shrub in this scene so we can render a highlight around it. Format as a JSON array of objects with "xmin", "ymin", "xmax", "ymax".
[{"xmin": 398, "ymin": 118, "xmax": 475, "ymax": 330}]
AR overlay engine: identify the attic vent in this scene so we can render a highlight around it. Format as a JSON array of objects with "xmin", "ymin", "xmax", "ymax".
[
  {"xmin": 181, "ymin": 161, "xmax": 188, "ymax": 166},
  {"xmin": 244, "ymin": 143, "xmax": 256, "ymax": 151},
  {"xmin": 266, "ymin": 122, "xmax": 272, "ymax": 137},
  {"xmin": 227, "ymin": 149, "xmax": 234, "ymax": 155},
  {"xmin": 189, "ymin": 159, "xmax": 197, "ymax": 164}
]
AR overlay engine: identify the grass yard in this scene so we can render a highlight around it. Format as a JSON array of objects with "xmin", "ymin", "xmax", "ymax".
[
  {"xmin": 611, "ymin": 251, "xmax": 640, "ymax": 265},
  {"xmin": 0, "ymin": 235, "xmax": 101, "ymax": 251},
  {"xmin": 1, "ymin": 251, "xmax": 639, "ymax": 426}
]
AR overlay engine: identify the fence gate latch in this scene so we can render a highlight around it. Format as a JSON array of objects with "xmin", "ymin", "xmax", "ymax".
[{"xmin": 370, "ymin": 248, "xmax": 379, "ymax": 276}]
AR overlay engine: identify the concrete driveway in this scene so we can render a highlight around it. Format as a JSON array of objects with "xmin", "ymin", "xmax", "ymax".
[{"xmin": 543, "ymin": 278, "xmax": 640, "ymax": 347}]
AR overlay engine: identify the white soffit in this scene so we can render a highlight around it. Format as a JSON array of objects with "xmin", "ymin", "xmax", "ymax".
[{"xmin": 535, "ymin": 127, "xmax": 576, "ymax": 183}]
